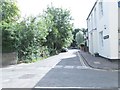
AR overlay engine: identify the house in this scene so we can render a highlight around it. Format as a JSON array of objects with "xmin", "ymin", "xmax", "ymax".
[{"xmin": 86, "ymin": 0, "xmax": 120, "ymax": 60}]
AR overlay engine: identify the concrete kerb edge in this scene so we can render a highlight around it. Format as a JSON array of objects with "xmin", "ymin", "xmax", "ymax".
[
  {"xmin": 77, "ymin": 51, "xmax": 118, "ymax": 71},
  {"xmin": 77, "ymin": 51, "xmax": 95, "ymax": 69}
]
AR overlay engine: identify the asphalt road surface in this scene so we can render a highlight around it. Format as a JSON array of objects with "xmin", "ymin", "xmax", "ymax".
[{"xmin": 34, "ymin": 51, "xmax": 118, "ymax": 90}]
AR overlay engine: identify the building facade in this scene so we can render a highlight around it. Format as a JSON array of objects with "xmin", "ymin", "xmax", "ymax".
[{"xmin": 87, "ymin": 0, "xmax": 120, "ymax": 59}]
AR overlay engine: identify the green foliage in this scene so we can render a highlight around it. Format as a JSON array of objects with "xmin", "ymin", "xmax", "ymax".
[
  {"xmin": 1, "ymin": 0, "xmax": 74, "ymax": 62},
  {"xmin": 16, "ymin": 16, "xmax": 49, "ymax": 61},
  {"xmin": 1, "ymin": 22, "xmax": 17, "ymax": 52},
  {"xmin": 72, "ymin": 28, "xmax": 80, "ymax": 39},
  {"xmin": 43, "ymin": 6, "xmax": 73, "ymax": 55},
  {"xmin": 0, "ymin": 0, "xmax": 20, "ymax": 22},
  {"xmin": 70, "ymin": 28, "xmax": 80, "ymax": 47},
  {"xmin": 75, "ymin": 31, "xmax": 84, "ymax": 46},
  {"xmin": 1, "ymin": 0, "xmax": 19, "ymax": 53}
]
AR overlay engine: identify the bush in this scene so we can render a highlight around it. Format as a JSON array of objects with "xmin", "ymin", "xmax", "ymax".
[
  {"xmin": 1, "ymin": 0, "xmax": 20, "ymax": 53},
  {"xmin": 16, "ymin": 16, "xmax": 49, "ymax": 62},
  {"xmin": 2, "ymin": 22, "xmax": 17, "ymax": 53}
]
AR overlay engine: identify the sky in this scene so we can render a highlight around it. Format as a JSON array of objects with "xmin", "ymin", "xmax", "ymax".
[{"xmin": 17, "ymin": 0, "xmax": 96, "ymax": 29}]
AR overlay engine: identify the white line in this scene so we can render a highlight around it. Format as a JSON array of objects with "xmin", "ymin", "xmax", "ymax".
[
  {"xmin": 54, "ymin": 65, "xmax": 63, "ymax": 68},
  {"xmin": 34, "ymin": 86, "xmax": 118, "ymax": 90},
  {"xmin": 34, "ymin": 86, "xmax": 114, "ymax": 89},
  {"xmin": 64, "ymin": 66, "xmax": 74, "ymax": 69}
]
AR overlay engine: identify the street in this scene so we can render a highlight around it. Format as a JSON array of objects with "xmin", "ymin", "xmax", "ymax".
[{"xmin": 2, "ymin": 50, "xmax": 118, "ymax": 90}]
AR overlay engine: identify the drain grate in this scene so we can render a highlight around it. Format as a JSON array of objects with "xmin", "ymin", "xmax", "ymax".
[{"xmin": 19, "ymin": 74, "xmax": 35, "ymax": 79}]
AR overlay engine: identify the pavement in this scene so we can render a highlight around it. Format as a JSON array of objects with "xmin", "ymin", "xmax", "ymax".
[
  {"xmin": 2, "ymin": 49, "xmax": 80, "ymax": 88},
  {"xmin": 2, "ymin": 53, "xmax": 63, "ymax": 88},
  {"xmin": 79, "ymin": 50, "xmax": 119, "ymax": 70}
]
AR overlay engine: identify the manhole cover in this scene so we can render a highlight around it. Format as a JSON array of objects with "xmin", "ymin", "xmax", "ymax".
[{"xmin": 19, "ymin": 74, "xmax": 35, "ymax": 79}]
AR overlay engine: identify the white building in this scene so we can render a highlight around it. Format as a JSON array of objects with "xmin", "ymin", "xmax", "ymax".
[{"xmin": 87, "ymin": 0, "xmax": 120, "ymax": 60}]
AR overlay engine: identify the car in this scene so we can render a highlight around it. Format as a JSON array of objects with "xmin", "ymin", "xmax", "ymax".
[{"xmin": 61, "ymin": 48, "xmax": 68, "ymax": 52}]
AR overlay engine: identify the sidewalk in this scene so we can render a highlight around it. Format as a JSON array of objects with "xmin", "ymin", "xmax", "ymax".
[
  {"xmin": 2, "ymin": 49, "xmax": 78, "ymax": 88},
  {"xmin": 79, "ymin": 50, "xmax": 119, "ymax": 70},
  {"xmin": 2, "ymin": 54, "xmax": 62, "ymax": 88}
]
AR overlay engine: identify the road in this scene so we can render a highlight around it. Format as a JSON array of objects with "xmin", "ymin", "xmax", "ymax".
[{"xmin": 2, "ymin": 49, "xmax": 118, "ymax": 90}]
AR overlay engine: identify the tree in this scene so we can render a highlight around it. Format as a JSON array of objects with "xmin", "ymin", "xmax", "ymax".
[
  {"xmin": 1, "ymin": 0, "xmax": 19, "ymax": 22},
  {"xmin": 75, "ymin": 31, "xmax": 84, "ymax": 46},
  {"xmin": 80, "ymin": 28, "xmax": 87, "ymax": 36},
  {"xmin": 70, "ymin": 28, "xmax": 80, "ymax": 47},
  {"xmin": 43, "ymin": 6, "xmax": 73, "ymax": 55},
  {"xmin": 16, "ymin": 16, "xmax": 49, "ymax": 62},
  {"xmin": 1, "ymin": 0, "xmax": 20, "ymax": 52}
]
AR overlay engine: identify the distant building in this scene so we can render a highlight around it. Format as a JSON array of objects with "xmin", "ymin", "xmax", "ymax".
[{"xmin": 86, "ymin": 0, "xmax": 120, "ymax": 59}]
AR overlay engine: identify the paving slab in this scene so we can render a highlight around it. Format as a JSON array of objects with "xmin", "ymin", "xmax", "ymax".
[{"xmin": 79, "ymin": 50, "xmax": 119, "ymax": 70}]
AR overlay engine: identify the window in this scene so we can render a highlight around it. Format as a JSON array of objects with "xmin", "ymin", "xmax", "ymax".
[
  {"xmin": 119, "ymin": 39, "xmax": 120, "ymax": 46},
  {"xmin": 99, "ymin": 1, "xmax": 103, "ymax": 18},
  {"xmin": 99, "ymin": 31, "xmax": 103, "ymax": 47},
  {"xmin": 94, "ymin": 8, "xmax": 97, "ymax": 27},
  {"xmin": 89, "ymin": 18, "xmax": 91, "ymax": 30},
  {"xmin": 91, "ymin": 14, "xmax": 93, "ymax": 29},
  {"xmin": 118, "ymin": 29, "xmax": 120, "ymax": 33},
  {"xmin": 118, "ymin": 1, "xmax": 120, "ymax": 8},
  {"xmin": 87, "ymin": 19, "xmax": 90, "ymax": 29}
]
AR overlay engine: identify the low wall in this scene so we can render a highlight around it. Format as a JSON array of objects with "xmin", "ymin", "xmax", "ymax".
[{"xmin": 2, "ymin": 52, "xmax": 18, "ymax": 66}]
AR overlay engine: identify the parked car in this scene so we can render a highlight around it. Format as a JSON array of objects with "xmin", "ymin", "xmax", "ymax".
[{"xmin": 61, "ymin": 48, "xmax": 68, "ymax": 52}]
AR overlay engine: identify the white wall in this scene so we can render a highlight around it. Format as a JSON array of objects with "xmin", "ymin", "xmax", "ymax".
[
  {"xmin": 118, "ymin": 7, "xmax": 120, "ymax": 27},
  {"xmin": 87, "ymin": 6, "xmax": 98, "ymax": 55},
  {"xmin": 96, "ymin": 1, "xmax": 111, "ymax": 58},
  {"xmin": 118, "ymin": 7, "xmax": 120, "ymax": 59},
  {"xmin": 87, "ymin": 0, "xmax": 119, "ymax": 59},
  {"xmin": 107, "ymin": 1, "xmax": 118, "ymax": 59}
]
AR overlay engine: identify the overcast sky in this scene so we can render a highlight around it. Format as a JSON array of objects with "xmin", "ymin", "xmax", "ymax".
[{"xmin": 17, "ymin": 0, "xmax": 96, "ymax": 29}]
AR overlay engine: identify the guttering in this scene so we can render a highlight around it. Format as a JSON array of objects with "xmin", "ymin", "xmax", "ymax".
[{"xmin": 86, "ymin": 0, "xmax": 98, "ymax": 20}]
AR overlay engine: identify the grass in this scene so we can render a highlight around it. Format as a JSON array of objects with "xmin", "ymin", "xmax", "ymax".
[
  {"xmin": 17, "ymin": 56, "xmax": 49, "ymax": 64},
  {"xmin": 31, "ymin": 56, "xmax": 49, "ymax": 62}
]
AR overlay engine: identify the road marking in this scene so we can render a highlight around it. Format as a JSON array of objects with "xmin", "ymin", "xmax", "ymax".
[
  {"xmin": 76, "ymin": 66, "xmax": 83, "ymax": 69},
  {"xmin": 64, "ymin": 66, "xmax": 74, "ymax": 69},
  {"xmin": 76, "ymin": 66, "xmax": 90, "ymax": 69},
  {"xmin": 53, "ymin": 65, "xmax": 91, "ymax": 70},
  {"xmin": 34, "ymin": 86, "xmax": 116, "ymax": 89},
  {"xmin": 54, "ymin": 65, "xmax": 63, "ymax": 68}
]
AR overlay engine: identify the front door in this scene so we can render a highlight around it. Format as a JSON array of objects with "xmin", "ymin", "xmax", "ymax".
[{"xmin": 90, "ymin": 32, "xmax": 94, "ymax": 54}]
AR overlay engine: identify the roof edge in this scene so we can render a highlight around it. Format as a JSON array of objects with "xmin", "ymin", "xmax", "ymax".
[{"xmin": 86, "ymin": 0, "xmax": 98, "ymax": 20}]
